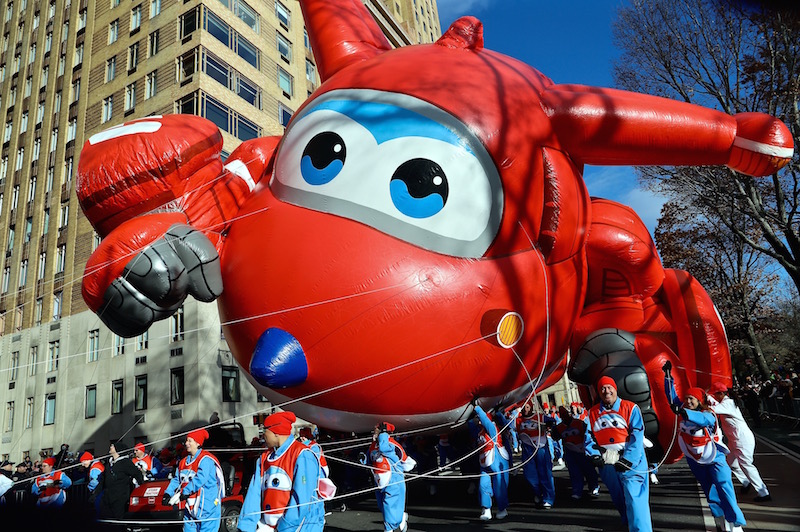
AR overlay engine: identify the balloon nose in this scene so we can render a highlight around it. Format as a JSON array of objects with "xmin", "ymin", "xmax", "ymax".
[{"xmin": 250, "ymin": 328, "xmax": 308, "ymax": 389}]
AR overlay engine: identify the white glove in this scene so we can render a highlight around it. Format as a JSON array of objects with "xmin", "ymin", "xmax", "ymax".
[
  {"xmin": 603, "ymin": 449, "xmax": 620, "ymax": 466},
  {"xmin": 169, "ymin": 490, "xmax": 182, "ymax": 506}
]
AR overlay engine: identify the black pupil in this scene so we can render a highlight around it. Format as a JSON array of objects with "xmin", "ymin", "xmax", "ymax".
[
  {"xmin": 303, "ymin": 132, "xmax": 346, "ymax": 168},
  {"xmin": 390, "ymin": 158, "xmax": 448, "ymax": 202}
]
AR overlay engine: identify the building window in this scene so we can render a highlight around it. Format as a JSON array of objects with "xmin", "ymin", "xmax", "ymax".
[
  {"xmin": 149, "ymin": 0, "xmax": 160, "ymax": 18},
  {"xmin": 137, "ymin": 330, "xmax": 149, "ymax": 350},
  {"xmin": 1, "ymin": 267, "xmax": 8, "ymax": 293},
  {"xmin": 74, "ymin": 42, "xmax": 83, "ymax": 65},
  {"xmin": 125, "ymin": 83, "xmax": 136, "ymax": 111},
  {"xmin": 276, "ymin": 32, "xmax": 291, "ymax": 62},
  {"xmin": 20, "ymin": 111, "xmax": 28, "ymax": 132},
  {"xmin": 38, "ymin": 253, "xmax": 46, "ymax": 280},
  {"xmin": 148, "ymin": 29, "xmax": 159, "ymax": 57},
  {"xmin": 85, "ymin": 385, "xmax": 96, "ymax": 418},
  {"xmin": 34, "ymin": 298, "xmax": 42, "ymax": 326},
  {"xmin": 170, "ymin": 367, "xmax": 184, "ymax": 405},
  {"xmin": 306, "ymin": 59, "xmax": 316, "ymax": 83},
  {"xmin": 130, "ymin": 5, "xmax": 141, "ymax": 32},
  {"xmin": 135, "ymin": 375, "xmax": 147, "ymax": 411},
  {"xmin": 46, "ymin": 340, "xmax": 59, "ymax": 371},
  {"xmin": 9, "ymin": 351, "xmax": 18, "ymax": 380},
  {"xmin": 145, "ymin": 70, "xmax": 157, "ymax": 99},
  {"xmin": 71, "ymin": 78, "xmax": 80, "ymax": 103},
  {"xmin": 56, "ymin": 245, "xmax": 66, "ymax": 273},
  {"xmin": 67, "ymin": 119, "xmax": 77, "ymax": 142},
  {"xmin": 102, "ymin": 96, "xmax": 113, "ymax": 123},
  {"xmin": 278, "ymin": 67, "xmax": 293, "ymax": 96},
  {"xmin": 275, "ymin": 1, "xmax": 290, "ymax": 28},
  {"xmin": 59, "ymin": 203, "xmax": 69, "ymax": 229},
  {"xmin": 221, "ymin": 366, "xmax": 240, "ymax": 402},
  {"xmin": 180, "ymin": 7, "xmax": 199, "ymax": 39},
  {"xmin": 4, "ymin": 401, "xmax": 12, "ymax": 432},
  {"xmin": 109, "ymin": 19, "xmax": 119, "ymax": 44},
  {"xmin": 114, "ymin": 334, "xmax": 125, "ymax": 356},
  {"xmin": 111, "ymin": 380, "xmax": 123, "ymax": 414},
  {"xmin": 304, "ymin": 28, "xmax": 309, "ymax": 49},
  {"xmin": 171, "ymin": 305, "xmax": 184, "ymax": 341},
  {"xmin": 52, "ymin": 291, "xmax": 62, "ymax": 320},
  {"xmin": 25, "ymin": 397, "xmax": 33, "ymax": 428},
  {"xmin": 279, "ymin": 104, "xmax": 292, "ymax": 127},
  {"xmin": 106, "ymin": 57, "xmax": 116, "ymax": 82},
  {"xmin": 44, "ymin": 393, "xmax": 56, "ymax": 425},
  {"xmin": 88, "ymin": 329, "xmax": 100, "ymax": 362},
  {"xmin": 28, "ymin": 346, "xmax": 38, "ymax": 376},
  {"xmin": 128, "ymin": 43, "xmax": 139, "ymax": 71},
  {"xmin": 24, "ymin": 217, "xmax": 33, "ymax": 242},
  {"xmin": 18, "ymin": 260, "xmax": 26, "ymax": 287}
]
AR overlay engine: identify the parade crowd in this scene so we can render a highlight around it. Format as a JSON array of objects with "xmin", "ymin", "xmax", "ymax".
[{"xmin": 0, "ymin": 368, "xmax": 789, "ymax": 532}]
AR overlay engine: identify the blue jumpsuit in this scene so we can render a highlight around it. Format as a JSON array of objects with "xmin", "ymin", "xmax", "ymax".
[
  {"xmin": 165, "ymin": 450, "xmax": 224, "ymax": 532},
  {"xmin": 665, "ymin": 379, "xmax": 746, "ymax": 527},
  {"xmin": 586, "ymin": 398, "xmax": 651, "ymax": 532},
  {"xmin": 371, "ymin": 432, "xmax": 408, "ymax": 531},
  {"xmin": 516, "ymin": 410, "xmax": 556, "ymax": 505},
  {"xmin": 553, "ymin": 416, "xmax": 599, "ymax": 498},
  {"xmin": 474, "ymin": 405, "xmax": 510, "ymax": 513},
  {"xmin": 238, "ymin": 437, "xmax": 325, "ymax": 532}
]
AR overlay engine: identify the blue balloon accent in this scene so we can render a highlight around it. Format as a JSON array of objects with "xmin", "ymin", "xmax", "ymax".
[
  {"xmin": 389, "ymin": 179, "xmax": 445, "ymax": 219},
  {"xmin": 250, "ymin": 328, "xmax": 308, "ymax": 389},
  {"xmin": 308, "ymin": 99, "xmax": 473, "ymax": 153},
  {"xmin": 301, "ymin": 155, "xmax": 343, "ymax": 185}
]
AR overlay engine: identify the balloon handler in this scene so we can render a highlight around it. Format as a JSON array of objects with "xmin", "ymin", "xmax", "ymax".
[
  {"xmin": 238, "ymin": 411, "xmax": 332, "ymax": 532},
  {"xmin": 586, "ymin": 376, "xmax": 651, "ymax": 532},
  {"xmin": 663, "ymin": 362, "xmax": 746, "ymax": 532},
  {"xmin": 471, "ymin": 403, "xmax": 510, "ymax": 521},
  {"xmin": 163, "ymin": 429, "xmax": 226, "ymax": 532},
  {"xmin": 514, "ymin": 401, "xmax": 557, "ymax": 508}
]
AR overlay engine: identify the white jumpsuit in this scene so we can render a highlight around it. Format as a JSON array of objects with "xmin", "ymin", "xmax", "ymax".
[{"xmin": 708, "ymin": 394, "xmax": 769, "ymax": 497}]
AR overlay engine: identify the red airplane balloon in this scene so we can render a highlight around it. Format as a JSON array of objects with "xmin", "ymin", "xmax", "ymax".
[{"xmin": 77, "ymin": 0, "xmax": 792, "ymax": 460}]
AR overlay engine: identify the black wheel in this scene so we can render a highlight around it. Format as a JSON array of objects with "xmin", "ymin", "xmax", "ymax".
[{"xmin": 219, "ymin": 501, "xmax": 242, "ymax": 532}]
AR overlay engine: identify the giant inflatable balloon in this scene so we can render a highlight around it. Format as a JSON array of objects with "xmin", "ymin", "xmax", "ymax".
[{"xmin": 76, "ymin": 0, "xmax": 793, "ymax": 460}]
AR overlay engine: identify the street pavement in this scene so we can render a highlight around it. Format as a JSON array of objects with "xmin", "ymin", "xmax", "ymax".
[{"xmin": 324, "ymin": 418, "xmax": 800, "ymax": 531}]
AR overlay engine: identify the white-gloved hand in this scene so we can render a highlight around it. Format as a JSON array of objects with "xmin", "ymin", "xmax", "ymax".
[
  {"xmin": 603, "ymin": 449, "xmax": 620, "ymax": 466},
  {"xmin": 168, "ymin": 490, "xmax": 182, "ymax": 506}
]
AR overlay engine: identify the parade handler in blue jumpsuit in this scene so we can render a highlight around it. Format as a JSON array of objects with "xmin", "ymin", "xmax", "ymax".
[
  {"xmin": 163, "ymin": 428, "xmax": 225, "ymax": 532},
  {"xmin": 473, "ymin": 404, "xmax": 510, "ymax": 521},
  {"xmin": 515, "ymin": 401, "xmax": 556, "ymax": 508},
  {"xmin": 552, "ymin": 406, "xmax": 599, "ymax": 500},
  {"xmin": 238, "ymin": 411, "xmax": 327, "ymax": 532},
  {"xmin": 663, "ymin": 363, "xmax": 746, "ymax": 532},
  {"xmin": 31, "ymin": 456, "xmax": 72, "ymax": 507},
  {"xmin": 586, "ymin": 376, "xmax": 652, "ymax": 532},
  {"xmin": 365, "ymin": 422, "xmax": 412, "ymax": 532}
]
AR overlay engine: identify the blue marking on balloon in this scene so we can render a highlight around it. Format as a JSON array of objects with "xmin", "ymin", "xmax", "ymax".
[
  {"xmin": 250, "ymin": 328, "xmax": 308, "ymax": 389},
  {"xmin": 307, "ymin": 99, "xmax": 472, "ymax": 154},
  {"xmin": 301, "ymin": 155, "xmax": 343, "ymax": 185},
  {"xmin": 389, "ymin": 179, "xmax": 445, "ymax": 219}
]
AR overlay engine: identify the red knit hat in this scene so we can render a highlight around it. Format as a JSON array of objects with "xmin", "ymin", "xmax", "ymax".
[
  {"xmin": 263, "ymin": 411, "xmax": 297, "ymax": 436},
  {"xmin": 685, "ymin": 387, "xmax": 707, "ymax": 404},
  {"xmin": 708, "ymin": 382, "xmax": 728, "ymax": 394},
  {"xmin": 79, "ymin": 452, "xmax": 94, "ymax": 462},
  {"xmin": 598, "ymin": 376, "xmax": 617, "ymax": 392},
  {"xmin": 43, "ymin": 457, "xmax": 56, "ymax": 467},
  {"xmin": 134, "ymin": 442, "xmax": 146, "ymax": 452},
  {"xmin": 187, "ymin": 428, "xmax": 209, "ymax": 446}
]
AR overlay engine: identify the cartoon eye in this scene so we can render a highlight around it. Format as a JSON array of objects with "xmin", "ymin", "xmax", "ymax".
[
  {"xmin": 264, "ymin": 467, "xmax": 291, "ymax": 491},
  {"xmin": 301, "ymin": 132, "xmax": 347, "ymax": 185},
  {"xmin": 272, "ymin": 89, "xmax": 503, "ymax": 258},
  {"xmin": 390, "ymin": 158, "xmax": 449, "ymax": 218}
]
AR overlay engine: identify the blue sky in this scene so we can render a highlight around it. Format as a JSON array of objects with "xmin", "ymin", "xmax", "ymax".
[{"xmin": 436, "ymin": 0, "xmax": 667, "ymax": 234}]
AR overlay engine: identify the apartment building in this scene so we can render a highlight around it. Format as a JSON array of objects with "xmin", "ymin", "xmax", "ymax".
[{"xmin": 0, "ymin": 0, "xmax": 440, "ymax": 463}]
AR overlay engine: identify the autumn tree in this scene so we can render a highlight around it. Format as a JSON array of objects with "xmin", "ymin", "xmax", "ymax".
[
  {"xmin": 654, "ymin": 201, "xmax": 781, "ymax": 378},
  {"xmin": 612, "ymin": 0, "xmax": 800, "ymax": 296}
]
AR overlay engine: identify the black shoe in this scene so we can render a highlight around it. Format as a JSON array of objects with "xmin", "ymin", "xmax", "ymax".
[
  {"xmin": 754, "ymin": 494, "xmax": 772, "ymax": 502},
  {"xmin": 739, "ymin": 483, "xmax": 752, "ymax": 495}
]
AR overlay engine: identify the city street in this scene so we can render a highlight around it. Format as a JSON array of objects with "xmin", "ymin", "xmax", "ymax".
[{"xmin": 324, "ymin": 419, "xmax": 800, "ymax": 531}]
